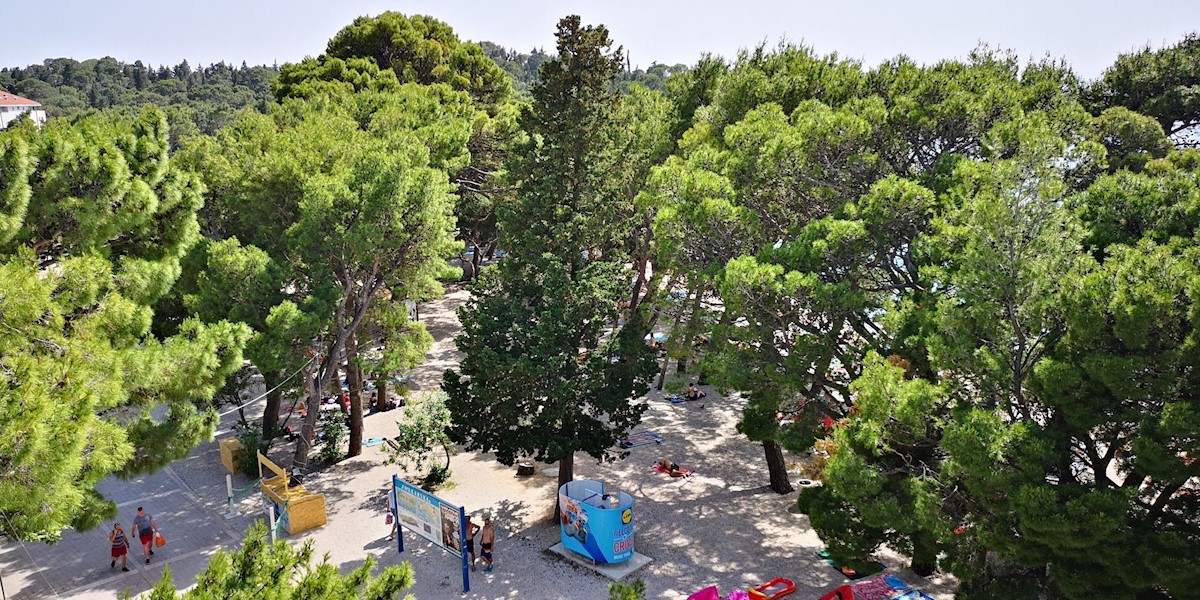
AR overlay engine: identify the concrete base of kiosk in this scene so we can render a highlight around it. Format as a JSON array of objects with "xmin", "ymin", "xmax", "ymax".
[{"xmin": 547, "ymin": 543, "xmax": 652, "ymax": 580}]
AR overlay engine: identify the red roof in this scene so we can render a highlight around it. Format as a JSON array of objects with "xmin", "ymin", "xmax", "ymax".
[{"xmin": 0, "ymin": 90, "xmax": 41, "ymax": 107}]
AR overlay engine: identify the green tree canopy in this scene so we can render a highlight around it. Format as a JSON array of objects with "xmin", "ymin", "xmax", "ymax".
[
  {"xmin": 277, "ymin": 12, "xmax": 512, "ymax": 108},
  {"xmin": 1087, "ymin": 32, "xmax": 1200, "ymax": 142},
  {"xmin": 136, "ymin": 521, "xmax": 415, "ymax": 599},
  {"xmin": 179, "ymin": 86, "xmax": 462, "ymax": 465},
  {"xmin": 0, "ymin": 109, "xmax": 249, "ymax": 540},
  {"xmin": 444, "ymin": 16, "xmax": 658, "ymax": 516}
]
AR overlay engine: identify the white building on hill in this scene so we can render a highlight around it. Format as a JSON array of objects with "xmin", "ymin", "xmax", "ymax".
[{"xmin": 0, "ymin": 90, "xmax": 47, "ymax": 128}]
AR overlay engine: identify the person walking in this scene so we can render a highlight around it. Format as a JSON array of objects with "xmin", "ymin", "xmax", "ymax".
[
  {"xmin": 480, "ymin": 515, "xmax": 495, "ymax": 573},
  {"xmin": 131, "ymin": 507, "xmax": 159, "ymax": 564},
  {"xmin": 465, "ymin": 515, "xmax": 480, "ymax": 571},
  {"xmin": 386, "ymin": 488, "xmax": 398, "ymax": 541},
  {"xmin": 108, "ymin": 523, "xmax": 130, "ymax": 571}
]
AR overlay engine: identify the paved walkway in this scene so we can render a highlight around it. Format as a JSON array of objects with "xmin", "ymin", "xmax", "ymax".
[{"xmin": 0, "ymin": 285, "xmax": 956, "ymax": 599}]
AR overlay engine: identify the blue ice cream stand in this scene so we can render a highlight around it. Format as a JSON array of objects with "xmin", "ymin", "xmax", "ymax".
[{"xmin": 558, "ymin": 480, "xmax": 635, "ymax": 564}]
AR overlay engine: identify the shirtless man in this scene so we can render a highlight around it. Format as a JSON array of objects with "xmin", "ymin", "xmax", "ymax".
[
  {"xmin": 465, "ymin": 516, "xmax": 481, "ymax": 571},
  {"xmin": 480, "ymin": 515, "xmax": 495, "ymax": 573}
]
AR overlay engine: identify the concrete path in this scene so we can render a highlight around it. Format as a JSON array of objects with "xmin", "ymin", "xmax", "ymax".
[{"xmin": 0, "ymin": 284, "xmax": 956, "ymax": 599}]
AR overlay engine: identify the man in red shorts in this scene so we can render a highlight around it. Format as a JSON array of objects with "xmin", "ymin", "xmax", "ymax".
[{"xmin": 130, "ymin": 506, "xmax": 159, "ymax": 564}]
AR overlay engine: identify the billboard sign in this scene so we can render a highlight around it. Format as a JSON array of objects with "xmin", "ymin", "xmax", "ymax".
[{"xmin": 392, "ymin": 477, "xmax": 461, "ymax": 557}]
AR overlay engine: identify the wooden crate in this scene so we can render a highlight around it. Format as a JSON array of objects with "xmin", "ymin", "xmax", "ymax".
[
  {"xmin": 260, "ymin": 476, "xmax": 327, "ymax": 535},
  {"xmin": 285, "ymin": 492, "xmax": 327, "ymax": 534},
  {"xmin": 219, "ymin": 438, "xmax": 244, "ymax": 475}
]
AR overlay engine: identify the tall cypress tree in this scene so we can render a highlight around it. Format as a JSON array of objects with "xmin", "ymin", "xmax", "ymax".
[{"xmin": 444, "ymin": 16, "xmax": 656, "ymax": 517}]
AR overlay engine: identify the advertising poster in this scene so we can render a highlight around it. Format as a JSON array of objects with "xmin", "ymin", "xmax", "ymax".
[
  {"xmin": 393, "ymin": 479, "xmax": 462, "ymax": 556},
  {"xmin": 558, "ymin": 482, "xmax": 635, "ymax": 564},
  {"xmin": 440, "ymin": 503, "xmax": 462, "ymax": 555}
]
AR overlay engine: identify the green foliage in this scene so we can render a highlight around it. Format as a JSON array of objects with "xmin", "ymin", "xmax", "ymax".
[
  {"xmin": 318, "ymin": 417, "xmax": 348, "ymax": 464},
  {"xmin": 0, "ymin": 58, "xmax": 277, "ymax": 138},
  {"xmin": 233, "ymin": 421, "xmax": 268, "ymax": 480},
  {"xmin": 626, "ymin": 31, "xmax": 1200, "ymax": 598},
  {"xmin": 278, "ymin": 12, "xmax": 512, "ymax": 108},
  {"xmin": 1094, "ymin": 106, "xmax": 1173, "ymax": 172},
  {"xmin": 477, "ymin": 42, "xmax": 552, "ymax": 94},
  {"xmin": 0, "ymin": 108, "xmax": 249, "ymax": 540},
  {"xmin": 608, "ymin": 578, "xmax": 646, "ymax": 600},
  {"xmin": 386, "ymin": 392, "xmax": 455, "ymax": 482},
  {"xmin": 1071, "ymin": 167, "xmax": 1200, "ymax": 251},
  {"xmin": 133, "ymin": 521, "xmax": 415, "ymax": 599},
  {"xmin": 444, "ymin": 16, "xmax": 658, "ymax": 483},
  {"xmin": 768, "ymin": 92, "xmax": 1196, "ymax": 599},
  {"xmin": 276, "ymin": 14, "xmax": 523, "ymax": 285},
  {"xmin": 1087, "ymin": 32, "xmax": 1200, "ymax": 139},
  {"xmin": 179, "ymin": 84, "xmax": 462, "ymax": 466},
  {"xmin": 478, "ymin": 41, "xmax": 689, "ymax": 97}
]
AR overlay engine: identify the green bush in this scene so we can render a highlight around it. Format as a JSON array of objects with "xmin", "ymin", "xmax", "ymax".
[
  {"xmin": 318, "ymin": 418, "xmax": 347, "ymax": 464},
  {"xmin": 233, "ymin": 421, "xmax": 268, "ymax": 479},
  {"xmin": 609, "ymin": 579, "xmax": 645, "ymax": 600}
]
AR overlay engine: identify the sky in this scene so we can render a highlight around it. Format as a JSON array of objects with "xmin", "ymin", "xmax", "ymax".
[{"xmin": 2, "ymin": 0, "xmax": 1195, "ymax": 79}]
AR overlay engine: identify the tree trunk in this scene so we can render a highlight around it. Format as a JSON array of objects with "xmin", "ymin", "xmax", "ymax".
[
  {"xmin": 628, "ymin": 214, "xmax": 653, "ymax": 313},
  {"xmin": 292, "ymin": 361, "xmax": 322, "ymax": 472},
  {"xmin": 629, "ymin": 254, "xmax": 648, "ymax": 313},
  {"xmin": 655, "ymin": 348, "xmax": 671, "ymax": 391},
  {"xmin": 261, "ymin": 370, "xmax": 282, "ymax": 438},
  {"xmin": 290, "ymin": 278, "xmax": 383, "ymax": 472},
  {"xmin": 552, "ymin": 452, "xmax": 575, "ymax": 524},
  {"xmin": 346, "ymin": 328, "xmax": 363, "ymax": 458},
  {"xmin": 375, "ymin": 375, "xmax": 388, "ymax": 413},
  {"xmin": 471, "ymin": 243, "xmax": 483, "ymax": 279},
  {"xmin": 911, "ymin": 533, "xmax": 938, "ymax": 577},
  {"xmin": 676, "ymin": 285, "xmax": 705, "ymax": 374},
  {"xmin": 764, "ymin": 439, "xmax": 794, "ymax": 494}
]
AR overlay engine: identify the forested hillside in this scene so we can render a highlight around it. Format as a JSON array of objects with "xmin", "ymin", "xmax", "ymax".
[
  {"xmin": 0, "ymin": 57, "xmax": 277, "ymax": 136},
  {"xmin": 0, "ymin": 46, "xmax": 685, "ymax": 128},
  {"xmin": 477, "ymin": 41, "xmax": 687, "ymax": 93}
]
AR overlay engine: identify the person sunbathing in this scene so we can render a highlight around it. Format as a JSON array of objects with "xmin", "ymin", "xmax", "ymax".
[
  {"xmin": 685, "ymin": 384, "xmax": 707, "ymax": 401},
  {"xmin": 656, "ymin": 459, "xmax": 687, "ymax": 477}
]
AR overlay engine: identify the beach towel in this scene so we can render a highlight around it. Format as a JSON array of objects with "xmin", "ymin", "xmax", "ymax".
[
  {"xmin": 618, "ymin": 431, "xmax": 664, "ymax": 448},
  {"xmin": 364, "ymin": 437, "xmax": 387, "ymax": 447},
  {"xmin": 667, "ymin": 395, "xmax": 686, "ymax": 404},
  {"xmin": 652, "ymin": 463, "xmax": 693, "ymax": 477}
]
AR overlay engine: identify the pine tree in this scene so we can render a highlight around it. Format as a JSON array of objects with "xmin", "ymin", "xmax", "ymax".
[
  {"xmin": 444, "ymin": 16, "xmax": 657, "ymax": 520},
  {"xmin": 133, "ymin": 522, "xmax": 415, "ymax": 599},
  {"xmin": 0, "ymin": 109, "xmax": 250, "ymax": 540}
]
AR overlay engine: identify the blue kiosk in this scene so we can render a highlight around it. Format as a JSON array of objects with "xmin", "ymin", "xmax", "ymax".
[{"xmin": 558, "ymin": 480, "xmax": 635, "ymax": 564}]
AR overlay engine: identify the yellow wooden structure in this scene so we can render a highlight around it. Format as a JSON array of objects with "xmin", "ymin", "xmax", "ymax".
[
  {"xmin": 257, "ymin": 451, "xmax": 327, "ymax": 535},
  {"xmin": 219, "ymin": 438, "xmax": 244, "ymax": 475}
]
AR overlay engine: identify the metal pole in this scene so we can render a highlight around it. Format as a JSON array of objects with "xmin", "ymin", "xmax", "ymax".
[
  {"xmin": 459, "ymin": 506, "xmax": 470, "ymax": 593},
  {"xmin": 268, "ymin": 504, "xmax": 276, "ymax": 544},
  {"xmin": 392, "ymin": 475, "xmax": 404, "ymax": 553},
  {"xmin": 226, "ymin": 474, "xmax": 233, "ymax": 511}
]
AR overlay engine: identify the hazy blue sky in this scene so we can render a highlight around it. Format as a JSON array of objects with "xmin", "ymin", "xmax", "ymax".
[{"xmin": 3, "ymin": 0, "xmax": 1195, "ymax": 78}]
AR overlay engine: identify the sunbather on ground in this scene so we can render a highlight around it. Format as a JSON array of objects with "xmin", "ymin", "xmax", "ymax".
[{"xmin": 656, "ymin": 459, "xmax": 687, "ymax": 477}]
